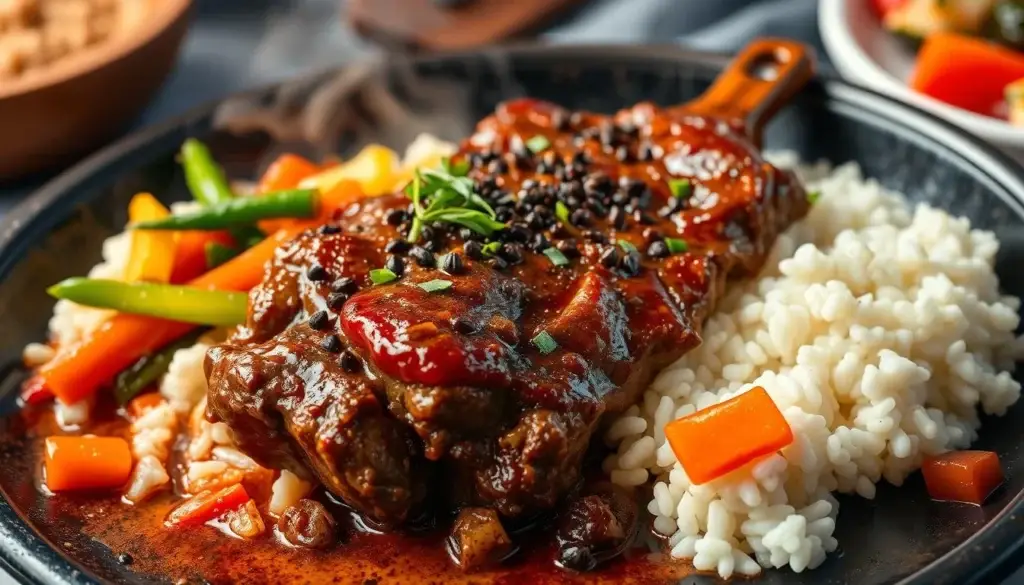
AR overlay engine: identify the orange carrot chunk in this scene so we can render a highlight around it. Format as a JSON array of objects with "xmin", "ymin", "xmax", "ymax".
[
  {"xmin": 921, "ymin": 450, "xmax": 1004, "ymax": 505},
  {"xmin": 166, "ymin": 484, "xmax": 250, "ymax": 527},
  {"xmin": 664, "ymin": 386, "xmax": 793, "ymax": 485},
  {"xmin": 258, "ymin": 154, "xmax": 320, "ymax": 193},
  {"xmin": 44, "ymin": 436, "xmax": 132, "ymax": 492}
]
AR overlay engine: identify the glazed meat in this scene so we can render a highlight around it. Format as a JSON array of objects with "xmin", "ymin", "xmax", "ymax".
[{"xmin": 205, "ymin": 98, "xmax": 809, "ymax": 527}]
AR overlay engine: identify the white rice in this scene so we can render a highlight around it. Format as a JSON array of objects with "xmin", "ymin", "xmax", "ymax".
[
  {"xmin": 606, "ymin": 155, "xmax": 1024, "ymax": 579},
  {"xmin": 268, "ymin": 469, "xmax": 314, "ymax": 517},
  {"xmin": 159, "ymin": 340, "xmax": 213, "ymax": 413}
]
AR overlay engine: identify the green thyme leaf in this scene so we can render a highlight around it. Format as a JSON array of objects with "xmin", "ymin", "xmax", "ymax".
[
  {"xmin": 417, "ymin": 279, "xmax": 453, "ymax": 293},
  {"xmin": 481, "ymin": 241, "xmax": 502, "ymax": 256}
]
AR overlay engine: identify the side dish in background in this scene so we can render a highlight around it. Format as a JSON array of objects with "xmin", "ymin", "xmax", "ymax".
[
  {"xmin": 872, "ymin": 0, "xmax": 1024, "ymax": 124},
  {"xmin": 0, "ymin": 0, "xmax": 149, "ymax": 80}
]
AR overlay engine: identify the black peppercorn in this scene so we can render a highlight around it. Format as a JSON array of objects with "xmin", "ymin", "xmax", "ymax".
[
  {"xmin": 117, "ymin": 553, "xmax": 134, "ymax": 566},
  {"xmin": 339, "ymin": 350, "xmax": 361, "ymax": 373},
  {"xmin": 385, "ymin": 239, "xmax": 411, "ymax": 255},
  {"xmin": 647, "ymin": 241, "xmax": 669, "ymax": 258},
  {"xmin": 599, "ymin": 246, "xmax": 621, "ymax": 268},
  {"xmin": 464, "ymin": 240, "xmax": 484, "ymax": 259},
  {"xmin": 308, "ymin": 310, "xmax": 329, "ymax": 330},
  {"xmin": 385, "ymin": 255, "xmax": 405, "ymax": 276},
  {"xmin": 620, "ymin": 252, "xmax": 641, "ymax": 276},
  {"xmin": 490, "ymin": 257, "xmax": 509, "ymax": 270},
  {"xmin": 570, "ymin": 208, "xmax": 592, "ymax": 228},
  {"xmin": 441, "ymin": 252, "xmax": 465, "ymax": 275},
  {"xmin": 319, "ymin": 224, "xmax": 342, "ymax": 235},
  {"xmin": 556, "ymin": 239, "xmax": 580, "ymax": 258},
  {"xmin": 307, "ymin": 264, "xmax": 328, "ymax": 282},
  {"xmin": 385, "ymin": 209, "xmax": 408, "ymax": 226},
  {"xmin": 331, "ymin": 277, "xmax": 356, "ymax": 294},
  {"xmin": 327, "ymin": 292, "xmax": 348, "ymax": 310},
  {"xmin": 321, "ymin": 335, "xmax": 342, "ymax": 353},
  {"xmin": 409, "ymin": 246, "xmax": 435, "ymax": 268}
]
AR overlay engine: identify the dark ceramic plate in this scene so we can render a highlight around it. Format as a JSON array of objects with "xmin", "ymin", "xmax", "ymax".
[{"xmin": 1, "ymin": 44, "xmax": 1023, "ymax": 585}]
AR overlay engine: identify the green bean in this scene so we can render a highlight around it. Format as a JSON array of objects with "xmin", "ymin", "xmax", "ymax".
[
  {"xmin": 204, "ymin": 242, "xmax": 240, "ymax": 269},
  {"xmin": 180, "ymin": 138, "xmax": 266, "ymax": 244},
  {"xmin": 133, "ymin": 189, "xmax": 318, "ymax": 231},
  {"xmin": 180, "ymin": 138, "xmax": 234, "ymax": 207},
  {"xmin": 47, "ymin": 278, "xmax": 248, "ymax": 326},
  {"xmin": 113, "ymin": 330, "xmax": 204, "ymax": 405}
]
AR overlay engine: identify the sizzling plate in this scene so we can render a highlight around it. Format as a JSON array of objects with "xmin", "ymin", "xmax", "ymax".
[{"xmin": 0, "ymin": 44, "xmax": 1023, "ymax": 585}]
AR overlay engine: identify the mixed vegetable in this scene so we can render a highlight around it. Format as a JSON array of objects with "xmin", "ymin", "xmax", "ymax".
[{"xmin": 874, "ymin": 0, "xmax": 1024, "ymax": 123}]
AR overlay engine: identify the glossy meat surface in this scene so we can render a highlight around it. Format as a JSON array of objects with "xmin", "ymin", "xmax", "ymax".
[{"xmin": 205, "ymin": 98, "xmax": 809, "ymax": 527}]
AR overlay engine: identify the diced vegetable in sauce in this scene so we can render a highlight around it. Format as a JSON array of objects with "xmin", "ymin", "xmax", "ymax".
[
  {"xmin": 44, "ymin": 436, "xmax": 132, "ymax": 492},
  {"xmin": 166, "ymin": 484, "xmax": 251, "ymax": 527},
  {"xmin": 664, "ymin": 386, "xmax": 793, "ymax": 484},
  {"xmin": 921, "ymin": 450, "xmax": 1005, "ymax": 505}
]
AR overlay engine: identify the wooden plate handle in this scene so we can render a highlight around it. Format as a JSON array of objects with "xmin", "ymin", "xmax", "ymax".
[{"xmin": 682, "ymin": 38, "xmax": 816, "ymax": 147}]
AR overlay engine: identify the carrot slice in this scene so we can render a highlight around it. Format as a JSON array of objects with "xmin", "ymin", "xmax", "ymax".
[
  {"xmin": 127, "ymin": 392, "xmax": 166, "ymax": 418},
  {"xmin": 664, "ymin": 386, "xmax": 793, "ymax": 485},
  {"xmin": 170, "ymin": 230, "xmax": 235, "ymax": 284},
  {"xmin": 911, "ymin": 33, "xmax": 1024, "ymax": 117},
  {"xmin": 37, "ymin": 227, "xmax": 304, "ymax": 405},
  {"xmin": 166, "ymin": 484, "xmax": 250, "ymax": 527},
  {"xmin": 258, "ymin": 154, "xmax": 320, "ymax": 193},
  {"xmin": 44, "ymin": 436, "xmax": 132, "ymax": 492},
  {"xmin": 921, "ymin": 450, "xmax": 1004, "ymax": 505}
]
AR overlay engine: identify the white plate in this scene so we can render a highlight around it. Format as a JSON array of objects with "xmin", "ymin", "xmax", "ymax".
[{"xmin": 818, "ymin": 0, "xmax": 1024, "ymax": 160}]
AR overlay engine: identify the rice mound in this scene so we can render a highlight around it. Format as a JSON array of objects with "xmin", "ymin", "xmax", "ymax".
[{"xmin": 605, "ymin": 155, "xmax": 1024, "ymax": 579}]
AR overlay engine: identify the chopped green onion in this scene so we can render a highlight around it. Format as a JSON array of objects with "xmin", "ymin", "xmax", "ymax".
[
  {"xmin": 525, "ymin": 135, "xmax": 551, "ymax": 153},
  {"xmin": 555, "ymin": 201, "xmax": 571, "ymax": 224},
  {"xmin": 542, "ymin": 247, "xmax": 569, "ymax": 267},
  {"xmin": 441, "ymin": 157, "xmax": 470, "ymax": 177},
  {"xmin": 665, "ymin": 237, "xmax": 689, "ymax": 254},
  {"xmin": 531, "ymin": 330, "xmax": 558, "ymax": 355},
  {"xmin": 417, "ymin": 279, "xmax": 453, "ymax": 293},
  {"xmin": 807, "ymin": 190, "xmax": 821, "ymax": 204},
  {"xmin": 481, "ymin": 241, "xmax": 502, "ymax": 256},
  {"xmin": 669, "ymin": 178, "xmax": 692, "ymax": 199},
  {"xmin": 370, "ymin": 268, "xmax": 398, "ymax": 285},
  {"xmin": 618, "ymin": 240, "xmax": 638, "ymax": 255},
  {"xmin": 46, "ymin": 278, "xmax": 247, "ymax": 326}
]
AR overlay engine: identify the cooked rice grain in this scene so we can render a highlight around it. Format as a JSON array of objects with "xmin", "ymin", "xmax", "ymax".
[{"xmin": 606, "ymin": 157, "xmax": 1023, "ymax": 578}]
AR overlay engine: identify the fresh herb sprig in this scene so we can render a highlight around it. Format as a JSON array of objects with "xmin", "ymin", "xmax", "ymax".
[{"xmin": 405, "ymin": 161, "xmax": 505, "ymax": 243}]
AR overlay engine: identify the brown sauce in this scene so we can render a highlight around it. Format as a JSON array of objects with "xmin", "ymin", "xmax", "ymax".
[{"xmin": 0, "ymin": 400, "xmax": 696, "ymax": 585}]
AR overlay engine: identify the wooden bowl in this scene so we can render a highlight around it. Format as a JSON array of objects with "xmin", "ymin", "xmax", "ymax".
[{"xmin": 0, "ymin": 0, "xmax": 193, "ymax": 180}]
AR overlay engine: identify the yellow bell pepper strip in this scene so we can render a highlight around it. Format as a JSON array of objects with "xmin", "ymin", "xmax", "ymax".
[
  {"xmin": 124, "ymin": 193, "xmax": 177, "ymax": 283},
  {"xmin": 664, "ymin": 386, "xmax": 793, "ymax": 485},
  {"xmin": 44, "ymin": 436, "xmax": 132, "ymax": 492},
  {"xmin": 132, "ymin": 189, "xmax": 318, "ymax": 231},
  {"xmin": 46, "ymin": 278, "xmax": 249, "ymax": 326},
  {"xmin": 298, "ymin": 144, "xmax": 399, "ymax": 195}
]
